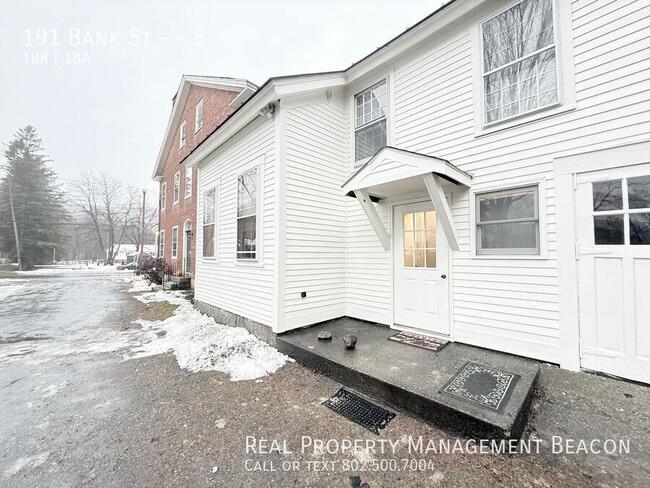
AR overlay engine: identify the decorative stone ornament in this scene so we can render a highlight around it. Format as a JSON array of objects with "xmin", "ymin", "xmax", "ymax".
[
  {"xmin": 343, "ymin": 335, "xmax": 358, "ymax": 350},
  {"xmin": 317, "ymin": 331, "xmax": 332, "ymax": 341}
]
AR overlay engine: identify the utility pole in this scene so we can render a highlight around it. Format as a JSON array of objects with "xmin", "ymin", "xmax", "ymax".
[
  {"xmin": 8, "ymin": 180, "xmax": 22, "ymax": 270},
  {"xmin": 139, "ymin": 189, "xmax": 146, "ymax": 263}
]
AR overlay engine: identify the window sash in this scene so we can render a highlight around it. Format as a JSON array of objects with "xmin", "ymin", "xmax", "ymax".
[
  {"xmin": 481, "ymin": 0, "xmax": 558, "ymax": 125},
  {"xmin": 354, "ymin": 79, "xmax": 388, "ymax": 162},
  {"xmin": 160, "ymin": 182, "xmax": 166, "ymax": 210},
  {"xmin": 202, "ymin": 224, "xmax": 215, "ymax": 257},
  {"xmin": 159, "ymin": 231, "xmax": 165, "ymax": 258},
  {"xmin": 237, "ymin": 168, "xmax": 258, "ymax": 260},
  {"xmin": 355, "ymin": 80, "xmax": 387, "ymax": 128},
  {"xmin": 476, "ymin": 186, "xmax": 540, "ymax": 255},
  {"xmin": 173, "ymin": 172, "xmax": 180, "ymax": 203},
  {"xmin": 171, "ymin": 227, "xmax": 178, "ymax": 258},
  {"xmin": 180, "ymin": 121, "xmax": 186, "ymax": 148},
  {"xmin": 195, "ymin": 99, "xmax": 204, "ymax": 133},
  {"xmin": 185, "ymin": 167, "xmax": 192, "ymax": 198},
  {"xmin": 201, "ymin": 187, "xmax": 216, "ymax": 258}
]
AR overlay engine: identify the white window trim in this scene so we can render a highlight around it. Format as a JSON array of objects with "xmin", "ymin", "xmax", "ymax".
[
  {"xmin": 171, "ymin": 225, "xmax": 178, "ymax": 259},
  {"xmin": 470, "ymin": 178, "xmax": 549, "ymax": 259},
  {"xmin": 184, "ymin": 167, "xmax": 192, "ymax": 199},
  {"xmin": 472, "ymin": 0, "xmax": 576, "ymax": 137},
  {"xmin": 173, "ymin": 171, "xmax": 180, "ymax": 204},
  {"xmin": 235, "ymin": 160, "xmax": 264, "ymax": 265},
  {"xmin": 179, "ymin": 120, "xmax": 187, "ymax": 149},
  {"xmin": 160, "ymin": 181, "xmax": 166, "ymax": 211},
  {"xmin": 349, "ymin": 74, "xmax": 394, "ymax": 170},
  {"xmin": 201, "ymin": 184, "xmax": 218, "ymax": 261},
  {"xmin": 195, "ymin": 98, "xmax": 204, "ymax": 134},
  {"xmin": 159, "ymin": 230, "xmax": 165, "ymax": 258}
]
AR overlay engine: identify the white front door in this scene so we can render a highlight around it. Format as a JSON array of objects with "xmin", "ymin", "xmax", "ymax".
[
  {"xmin": 576, "ymin": 163, "xmax": 650, "ymax": 384},
  {"xmin": 393, "ymin": 202, "xmax": 450, "ymax": 336}
]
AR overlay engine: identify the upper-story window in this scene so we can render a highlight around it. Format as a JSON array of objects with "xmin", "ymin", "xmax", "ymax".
[
  {"xmin": 195, "ymin": 99, "xmax": 204, "ymax": 133},
  {"xmin": 173, "ymin": 171, "xmax": 180, "ymax": 204},
  {"xmin": 481, "ymin": 0, "xmax": 558, "ymax": 125},
  {"xmin": 160, "ymin": 181, "xmax": 167, "ymax": 210},
  {"xmin": 179, "ymin": 120, "xmax": 187, "ymax": 149},
  {"xmin": 185, "ymin": 167, "xmax": 192, "ymax": 199},
  {"xmin": 354, "ymin": 79, "xmax": 387, "ymax": 163}
]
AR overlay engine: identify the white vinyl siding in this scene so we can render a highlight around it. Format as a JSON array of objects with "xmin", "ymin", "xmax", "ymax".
[
  {"xmin": 171, "ymin": 226, "xmax": 178, "ymax": 259},
  {"xmin": 185, "ymin": 167, "xmax": 192, "ymax": 199},
  {"xmin": 344, "ymin": 0, "xmax": 650, "ymax": 363},
  {"xmin": 284, "ymin": 96, "xmax": 348, "ymax": 330},
  {"xmin": 194, "ymin": 117, "xmax": 276, "ymax": 327},
  {"xmin": 195, "ymin": 98, "xmax": 204, "ymax": 133},
  {"xmin": 173, "ymin": 171, "xmax": 180, "ymax": 204}
]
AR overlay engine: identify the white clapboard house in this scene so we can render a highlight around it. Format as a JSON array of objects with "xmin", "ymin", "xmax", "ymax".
[{"xmin": 181, "ymin": 0, "xmax": 650, "ymax": 384}]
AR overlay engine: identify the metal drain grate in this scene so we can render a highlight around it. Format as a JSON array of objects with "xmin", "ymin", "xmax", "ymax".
[{"xmin": 322, "ymin": 388, "xmax": 396, "ymax": 434}]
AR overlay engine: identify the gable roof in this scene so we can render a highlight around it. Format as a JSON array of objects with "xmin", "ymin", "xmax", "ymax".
[
  {"xmin": 151, "ymin": 75, "xmax": 258, "ymax": 180},
  {"xmin": 181, "ymin": 0, "xmax": 473, "ymax": 169}
]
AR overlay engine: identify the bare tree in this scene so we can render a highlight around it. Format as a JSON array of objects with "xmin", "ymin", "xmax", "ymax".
[
  {"xmin": 123, "ymin": 195, "xmax": 158, "ymax": 248},
  {"xmin": 70, "ymin": 172, "xmax": 139, "ymax": 264}
]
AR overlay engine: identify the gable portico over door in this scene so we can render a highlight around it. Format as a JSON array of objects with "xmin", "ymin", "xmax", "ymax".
[{"xmin": 342, "ymin": 146, "xmax": 471, "ymax": 337}]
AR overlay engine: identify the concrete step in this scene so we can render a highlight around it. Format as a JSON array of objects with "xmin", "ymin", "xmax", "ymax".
[{"xmin": 277, "ymin": 318, "xmax": 539, "ymax": 439}]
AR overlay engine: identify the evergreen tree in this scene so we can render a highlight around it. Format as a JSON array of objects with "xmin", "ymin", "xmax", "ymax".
[{"xmin": 0, "ymin": 126, "xmax": 68, "ymax": 269}]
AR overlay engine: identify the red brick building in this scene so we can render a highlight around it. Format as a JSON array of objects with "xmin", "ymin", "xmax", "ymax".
[{"xmin": 152, "ymin": 75, "xmax": 256, "ymax": 284}]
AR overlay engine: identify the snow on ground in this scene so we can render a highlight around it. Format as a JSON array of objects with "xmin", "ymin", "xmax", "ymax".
[
  {"xmin": 125, "ymin": 281, "xmax": 292, "ymax": 381},
  {"xmin": 16, "ymin": 264, "xmax": 124, "ymax": 275},
  {"xmin": 0, "ymin": 279, "xmax": 29, "ymax": 300},
  {"xmin": 127, "ymin": 277, "xmax": 155, "ymax": 293}
]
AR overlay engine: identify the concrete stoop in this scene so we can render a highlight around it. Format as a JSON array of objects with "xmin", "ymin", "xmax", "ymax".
[
  {"xmin": 163, "ymin": 276, "xmax": 191, "ymax": 291},
  {"xmin": 277, "ymin": 318, "xmax": 539, "ymax": 439}
]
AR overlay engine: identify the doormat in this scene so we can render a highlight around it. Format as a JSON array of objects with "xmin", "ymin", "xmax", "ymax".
[
  {"xmin": 440, "ymin": 362, "xmax": 519, "ymax": 413},
  {"xmin": 322, "ymin": 388, "xmax": 396, "ymax": 435},
  {"xmin": 388, "ymin": 331, "xmax": 449, "ymax": 352}
]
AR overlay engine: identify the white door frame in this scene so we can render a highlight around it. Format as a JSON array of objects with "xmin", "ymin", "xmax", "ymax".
[
  {"xmin": 389, "ymin": 194, "xmax": 454, "ymax": 339},
  {"xmin": 554, "ymin": 139, "xmax": 650, "ymax": 372}
]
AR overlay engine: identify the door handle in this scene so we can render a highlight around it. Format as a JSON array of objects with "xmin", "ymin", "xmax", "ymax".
[{"xmin": 441, "ymin": 274, "xmax": 447, "ymax": 279}]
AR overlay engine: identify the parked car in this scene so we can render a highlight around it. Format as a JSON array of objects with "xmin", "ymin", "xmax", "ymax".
[{"xmin": 116, "ymin": 262, "xmax": 138, "ymax": 271}]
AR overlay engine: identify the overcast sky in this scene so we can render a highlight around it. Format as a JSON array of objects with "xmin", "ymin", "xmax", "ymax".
[{"xmin": 0, "ymin": 0, "xmax": 444, "ymax": 194}]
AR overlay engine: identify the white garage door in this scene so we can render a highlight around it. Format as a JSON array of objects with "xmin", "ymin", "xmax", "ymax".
[{"xmin": 576, "ymin": 164, "xmax": 650, "ymax": 383}]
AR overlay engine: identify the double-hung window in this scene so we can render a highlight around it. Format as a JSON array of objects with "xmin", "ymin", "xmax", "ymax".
[
  {"xmin": 159, "ymin": 230, "xmax": 165, "ymax": 258},
  {"xmin": 354, "ymin": 79, "xmax": 387, "ymax": 162},
  {"xmin": 185, "ymin": 167, "xmax": 192, "ymax": 199},
  {"xmin": 202, "ymin": 187, "xmax": 216, "ymax": 257},
  {"xmin": 180, "ymin": 121, "xmax": 187, "ymax": 148},
  {"xmin": 476, "ymin": 185, "xmax": 540, "ymax": 255},
  {"xmin": 481, "ymin": 0, "xmax": 558, "ymax": 125},
  {"xmin": 171, "ymin": 226, "xmax": 178, "ymax": 259},
  {"xmin": 236, "ymin": 168, "xmax": 258, "ymax": 260},
  {"xmin": 195, "ymin": 99, "xmax": 204, "ymax": 133},
  {"xmin": 173, "ymin": 171, "xmax": 180, "ymax": 204},
  {"xmin": 160, "ymin": 182, "xmax": 166, "ymax": 210}
]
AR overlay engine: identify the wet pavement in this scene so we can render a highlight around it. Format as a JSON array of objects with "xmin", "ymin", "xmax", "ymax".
[{"xmin": 0, "ymin": 274, "xmax": 648, "ymax": 487}]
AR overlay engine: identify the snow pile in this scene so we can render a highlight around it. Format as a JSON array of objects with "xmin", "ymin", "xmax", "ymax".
[
  {"xmin": 17, "ymin": 264, "xmax": 122, "ymax": 275},
  {"xmin": 127, "ymin": 277, "xmax": 155, "ymax": 293},
  {"xmin": 127, "ymin": 290, "xmax": 292, "ymax": 381}
]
